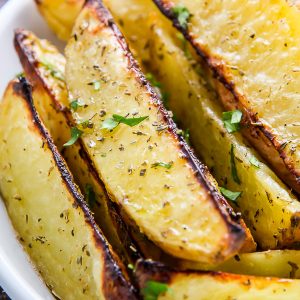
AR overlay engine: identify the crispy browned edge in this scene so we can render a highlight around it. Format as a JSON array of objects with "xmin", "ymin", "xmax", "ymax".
[
  {"xmin": 11, "ymin": 77, "xmax": 139, "ymax": 300},
  {"xmin": 153, "ymin": 0, "xmax": 300, "ymax": 195},
  {"xmin": 135, "ymin": 259, "xmax": 295, "ymax": 292},
  {"xmin": 14, "ymin": 28, "xmax": 209, "ymax": 273},
  {"xmin": 81, "ymin": 0, "xmax": 245, "ymax": 258},
  {"xmin": 14, "ymin": 29, "xmax": 145, "ymax": 264}
]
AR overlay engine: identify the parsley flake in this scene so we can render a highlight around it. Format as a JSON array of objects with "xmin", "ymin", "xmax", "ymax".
[
  {"xmin": 63, "ymin": 127, "xmax": 83, "ymax": 147},
  {"xmin": 85, "ymin": 184, "xmax": 96, "ymax": 208},
  {"xmin": 142, "ymin": 280, "xmax": 170, "ymax": 300},
  {"xmin": 230, "ymin": 144, "xmax": 241, "ymax": 184},
  {"xmin": 222, "ymin": 110, "xmax": 243, "ymax": 133},
  {"xmin": 183, "ymin": 128, "xmax": 190, "ymax": 145},
  {"xmin": 249, "ymin": 156, "xmax": 260, "ymax": 168},
  {"xmin": 151, "ymin": 162, "xmax": 173, "ymax": 169},
  {"xmin": 146, "ymin": 73, "xmax": 162, "ymax": 88},
  {"xmin": 220, "ymin": 187, "xmax": 242, "ymax": 202},
  {"xmin": 172, "ymin": 5, "xmax": 191, "ymax": 29},
  {"xmin": 176, "ymin": 32, "xmax": 192, "ymax": 59},
  {"xmin": 40, "ymin": 59, "xmax": 65, "ymax": 81},
  {"xmin": 102, "ymin": 114, "xmax": 148, "ymax": 130},
  {"xmin": 70, "ymin": 100, "xmax": 84, "ymax": 111}
]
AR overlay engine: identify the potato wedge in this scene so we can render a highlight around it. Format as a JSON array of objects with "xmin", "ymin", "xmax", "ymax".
[
  {"xmin": 181, "ymin": 250, "xmax": 300, "ymax": 279},
  {"xmin": 154, "ymin": 0, "xmax": 300, "ymax": 195},
  {"xmin": 34, "ymin": 0, "xmax": 84, "ymax": 41},
  {"xmin": 144, "ymin": 16, "xmax": 300, "ymax": 249},
  {"xmin": 65, "ymin": 0, "xmax": 246, "ymax": 264},
  {"xmin": 0, "ymin": 78, "xmax": 137, "ymax": 299},
  {"xmin": 78, "ymin": 0, "xmax": 297, "ymax": 249},
  {"xmin": 88, "ymin": 0, "xmax": 300, "ymax": 250},
  {"xmin": 13, "ymin": 28, "xmax": 140, "ymax": 265},
  {"xmin": 136, "ymin": 260, "xmax": 300, "ymax": 300}
]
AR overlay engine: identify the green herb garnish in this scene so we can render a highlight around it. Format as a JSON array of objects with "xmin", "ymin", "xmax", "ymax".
[
  {"xmin": 222, "ymin": 110, "xmax": 243, "ymax": 133},
  {"xmin": 70, "ymin": 100, "xmax": 84, "ymax": 111},
  {"xmin": 183, "ymin": 128, "xmax": 190, "ymax": 145},
  {"xmin": 146, "ymin": 73, "xmax": 162, "ymax": 88},
  {"xmin": 172, "ymin": 5, "xmax": 191, "ymax": 29},
  {"xmin": 151, "ymin": 162, "xmax": 173, "ymax": 169},
  {"xmin": 249, "ymin": 156, "xmax": 260, "ymax": 168},
  {"xmin": 220, "ymin": 187, "xmax": 242, "ymax": 202},
  {"xmin": 102, "ymin": 114, "xmax": 148, "ymax": 130},
  {"xmin": 40, "ymin": 59, "xmax": 65, "ymax": 81},
  {"xmin": 230, "ymin": 144, "xmax": 241, "ymax": 184},
  {"xmin": 63, "ymin": 127, "xmax": 83, "ymax": 147},
  {"xmin": 127, "ymin": 263, "xmax": 134, "ymax": 270},
  {"xmin": 85, "ymin": 184, "xmax": 96, "ymax": 208},
  {"xmin": 142, "ymin": 280, "xmax": 170, "ymax": 300},
  {"xmin": 79, "ymin": 119, "xmax": 94, "ymax": 129},
  {"xmin": 176, "ymin": 32, "xmax": 192, "ymax": 59},
  {"xmin": 15, "ymin": 72, "xmax": 25, "ymax": 79}
]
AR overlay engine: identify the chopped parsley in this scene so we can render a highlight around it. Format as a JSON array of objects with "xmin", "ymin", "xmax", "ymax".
[
  {"xmin": 15, "ymin": 71, "xmax": 25, "ymax": 79},
  {"xmin": 142, "ymin": 280, "xmax": 170, "ymax": 300},
  {"xmin": 230, "ymin": 144, "xmax": 241, "ymax": 184},
  {"xmin": 151, "ymin": 161, "xmax": 173, "ymax": 169},
  {"xmin": 220, "ymin": 187, "xmax": 242, "ymax": 202},
  {"xmin": 127, "ymin": 263, "xmax": 135, "ymax": 270},
  {"xmin": 70, "ymin": 100, "xmax": 84, "ymax": 111},
  {"xmin": 146, "ymin": 73, "xmax": 162, "ymax": 88},
  {"xmin": 63, "ymin": 127, "xmax": 83, "ymax": 147},
  {"xmin": 176, "ymin": 32, "xmax": 192, "ymax": 59},
  {"xmin": 249, "ymin": 156, "xmax": 260, "ymax": 168},
  {"xmin": 222, "ymin": 110, "xmax": 243, "ymax": 133},
  {"xmin": 102, "ymin": 114, "xmax": 148, "ymax": 130},
  {"xmin": 172, "ymin": 5, "xmax": 191, "ymax": 29},
  {"xmin": 79, "ymin": 119, "xmax": 94, "ymax": 129},
  {"xmin": 85, "ymin": 184, "xmax": 96, "ymax": 208},
  {"xmin": 40, "ymin": 59, "xmax": 64, "ymax": 81},
  {"xmin": 183, "ymin": 128, "xmax": 190, "ymax": 145}
]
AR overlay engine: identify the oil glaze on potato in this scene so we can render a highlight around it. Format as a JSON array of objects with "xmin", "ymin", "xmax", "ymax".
[
  {"xmin": 65, "ymin": 0, "xmax": 246, "ymax": 264},
  {"xmin": 0, "ymin": 78, "xmax": 137, "ymax": 300}
]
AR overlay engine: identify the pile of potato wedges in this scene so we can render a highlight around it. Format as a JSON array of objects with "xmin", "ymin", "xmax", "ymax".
[{"xmin": 2, "ymin": 0, "xmax": 300, "ymax": 299}]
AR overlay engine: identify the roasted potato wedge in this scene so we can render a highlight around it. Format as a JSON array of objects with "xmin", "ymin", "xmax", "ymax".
[
  {"xmin": 154, "ymin": 0, "xmax": 300, "ymax": 195},
  {"xmin": 34, "ymin": 0, "xmax": 84, "ymax": 41},
  {"xmin": 83, "ymin": 0, "xmax": 300, "ymax": 250},
  {"xmin": 13, "ymin": 28, "xmax": 139, "ymax": 265},
  {"xmin": 0, "ymin": 78, "xmax": 137, "ymax": 300},
  {"xmin": 65, "ymin": 0, "xmax": 246, "ymax": 264},
  {"xmin": 136, "ymin": 260, "xmax": 300, "ymax": 300},
  {"xmin": 181, "ymin": 250, "xmax": 300, "ymax": 279},
  {"xmin": 144, "ymin": 15, "xmax": 300, "ymax": 249},
  {"xmin": 32, "ymin": 0, "xmax": 257, "ymax": 252}
]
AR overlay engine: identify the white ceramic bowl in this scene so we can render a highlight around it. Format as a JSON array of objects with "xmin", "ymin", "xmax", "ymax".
[{"xmin": 0, "ymin": 1, "xmax": 65, "ymax": 299}]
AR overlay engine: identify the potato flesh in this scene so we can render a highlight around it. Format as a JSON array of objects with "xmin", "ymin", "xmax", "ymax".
[
  {"xmin": 157, "ymin": 0, "xmax": 300, "ymax": 192},
  {"xmin": 65, "ymin": 4, "xmax": 244, "ymax": 263},
  {"xmin": 35, "ymin": 0, "xmax": 84, "ymax": 41},
  {"xmin": 15, "ymin": 29, "xmax": 133, "ymax": 263},
  {"xmin": 180, "ymin": 250, "xmax": 300, "ymax": 279},
  {"xmin": 156, "ymin": 274, "xmax": 300, "ymax": 300},
  {"xmin": 146, "ymin": 21, "xmax": 300, "ymax": 249},
  {"xmin": 0, "ymin": 83, "xmax": 104, "ymax": 300}
]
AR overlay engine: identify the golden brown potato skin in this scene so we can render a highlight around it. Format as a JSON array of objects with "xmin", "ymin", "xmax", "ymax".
[
  {"xmin": 136, "ymin": 260, "xmax": 300, "ymax": 300},
  {"xmin": 0, "ymin": 78, "xmax": 137, "ymax": 300},
  {"xmin": 13, "ymin": 28, "xmax": 143, "ymax": 269},
  {"xmin": 154, "ymin": 0, "xmax": 300, "ymax": 195},
  {"xmin": 65, "ymin": 0, "xmax": 246, "ymax": 264}
]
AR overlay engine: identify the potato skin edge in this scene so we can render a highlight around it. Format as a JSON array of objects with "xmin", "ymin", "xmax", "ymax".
[{"xmin": 11, "ymin": 78, "xmax": 139, "ymax": 300}]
